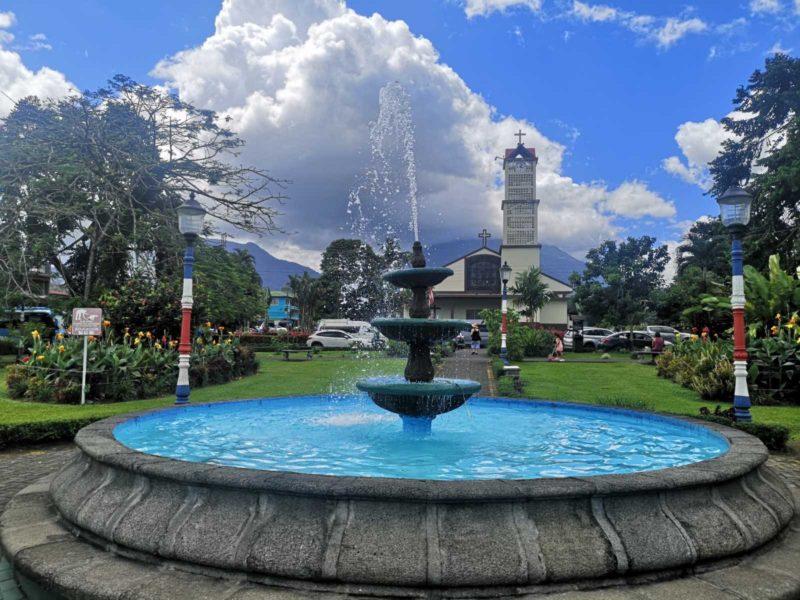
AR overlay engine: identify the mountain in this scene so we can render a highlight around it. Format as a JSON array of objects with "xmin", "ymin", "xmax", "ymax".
[
  {"xmin": 424, "ymin": 238, "xmax": 585, "ymax": 284},
  {"xmin": 207, "ymin": 239, "xmax": 318, "ymax": 290}
]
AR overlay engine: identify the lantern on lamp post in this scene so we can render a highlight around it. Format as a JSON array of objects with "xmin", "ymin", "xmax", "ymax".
[
  {"xmin": 175, "ymin": 192, "xmax": 206, "ymax": 405},
  {"xmin": 717, "ymin": 186, "xmax": 752, "ymax": 422},
  {"xmin": 499, "ymin": 261, "xmax": 513, "ymax": 364}
]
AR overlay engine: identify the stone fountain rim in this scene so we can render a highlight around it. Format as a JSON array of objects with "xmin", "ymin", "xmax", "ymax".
[{"xmin": 77, "ymin": 396, "xmax": 768, "ymax": 502}]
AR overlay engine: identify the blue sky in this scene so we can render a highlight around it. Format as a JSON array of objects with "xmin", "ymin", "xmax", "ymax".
[{"xmin": 1, "ymin": 0, "xmax": 798, "ymax": 267}]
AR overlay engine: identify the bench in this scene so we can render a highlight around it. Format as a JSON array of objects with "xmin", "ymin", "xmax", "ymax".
[
  {"xmin": 280, "ymin": 349, "xmax": 313, "ymax": 361},
  {"xmin": 630, "ymin": 350, "xmax": 663, "ymax": 364}
]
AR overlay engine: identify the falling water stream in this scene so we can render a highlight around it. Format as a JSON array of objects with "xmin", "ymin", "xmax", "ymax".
[{"xmin": 348, "ymin": 81, "xmax": 419, "ymax": 243}]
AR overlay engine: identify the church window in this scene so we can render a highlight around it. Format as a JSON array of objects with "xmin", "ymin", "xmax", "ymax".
[{"xmin": 465, "ymin": 254, "xmax": 501, "ymax": 292}]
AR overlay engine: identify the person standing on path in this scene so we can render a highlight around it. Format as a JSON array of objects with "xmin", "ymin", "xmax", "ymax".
[{"xmin": 470, "ymin": 324, "xmax": 481, "ymax": 355}]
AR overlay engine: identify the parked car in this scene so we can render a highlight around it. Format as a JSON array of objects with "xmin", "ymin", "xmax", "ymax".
[
  {"xmin": 455, "ymin": 321, "xmax": 489, "ymax": 348},
  {"xmin": 307, "ymin": 329, "xmax": 362, "ymax": 349},
  {"xmin": 598, "ymin": 331, "xmax": 673, "ymax": 352},
  {"xmin": 644, "ymin": 325, "xmax": 691, "ymax": 343},
  {"xmin": 564, "ymin": 327, "xmax": 615, "ymax": 350},
  {"xmin": 317, "ymin": 322, "xmax": 388, "ymax": 348}
]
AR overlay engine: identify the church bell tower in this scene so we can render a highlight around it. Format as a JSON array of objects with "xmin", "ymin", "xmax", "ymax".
[{"xmin": 501, "ymin": 130, "xmax": 540, "ymax": 277}]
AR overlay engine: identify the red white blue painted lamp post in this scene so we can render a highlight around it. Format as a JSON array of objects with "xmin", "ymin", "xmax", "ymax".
[
  {"xmin": 717, "ymin": 186, "xmax": 753, "ymax": 422},
  {"xmin": 175, "ymin": 193, "xmax": 206, "ymax": 406},
  {"xmin": 499, "ymin": 261, "xmax": 513, "ymax": 364}
]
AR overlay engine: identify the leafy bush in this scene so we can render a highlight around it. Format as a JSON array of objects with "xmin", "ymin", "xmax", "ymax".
[
  {"xmin": 0, "ymin": 417, "xmax": 99, "ymax": 449},
  {"xmin": 0, "ymin": 337, "xmax": 19, "ymax": 355},
  {"xmin": 520, "ymin": 327, "xmax": 555, "ymax": 358},
  {"xmin": 481, "ymin": 309, "xmax": 554, "ymax": 361},
  {"xmin": 696, "ymin": 413, "xmax": 790, "ymax": 452},
  {"xmin": 7, "ymin": 323, "xmax": 258, "ymax": 404},
  {"xmin": 747, "ymin": 314, "xmax": 800, "ymax": 404},
  {"xmin": 655, "ymin": 338, "xmax": 734, "ymax": 401}
]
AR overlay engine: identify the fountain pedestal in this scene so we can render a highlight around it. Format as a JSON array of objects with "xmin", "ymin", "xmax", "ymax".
[{"xmin": 356, "ymin": 241, "xmax": 481, "ymax": 430}]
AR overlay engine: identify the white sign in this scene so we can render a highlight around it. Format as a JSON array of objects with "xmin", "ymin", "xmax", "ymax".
[{"xmin": 72, "ymin": 308, "xmax": 103, "ymax": 336}]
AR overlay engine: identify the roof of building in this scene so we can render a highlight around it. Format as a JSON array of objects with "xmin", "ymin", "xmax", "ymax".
[
  {"xmin": 503, "ymin": 144, "xmax": 537, "ymax": 163},
  {"xmin": 425, "ymin": 238, "xmax": 584, "ymax": 288}
]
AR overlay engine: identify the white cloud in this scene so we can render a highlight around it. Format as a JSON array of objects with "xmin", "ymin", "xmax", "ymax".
[
  {"xmin": 604, "ymin": 181, "xmax": 676, "ymax": 218},
  {"xmin": 570, "ymin": 1, "xmax": 707, "ymax": 49},
  {"xmin": 155, "ymin": 0, "xmax": 672, "ymax": 263},
  {"xmin": 662, "ymin": 118, "xmax": 734, "ymax": 189},
  {"xmin": 0, "ymin": 12, "xmax": 16, "ymax": 29},
  {"xmin": 750, "ymin": 0, "xmax": 782, "ymax": 13},
  {"xmin": 463, "ymin": 0, "xmax": 542, "ymax": 18},
  {"xmin": 0, "ymin": 17, "xmax": 73, "ymax": 116},
  {"xmin": 768, "ymin": 40, "xmax": 792, "ymax": 54}
]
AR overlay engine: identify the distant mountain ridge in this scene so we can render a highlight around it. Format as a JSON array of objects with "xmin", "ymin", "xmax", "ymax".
[
  {"xmin": 207, "ymin": 239, "xmax": 318, "ymax": 290},
  {"xmin": 424, "ymin": 238, "xmax": 585, "ymax": 285}
]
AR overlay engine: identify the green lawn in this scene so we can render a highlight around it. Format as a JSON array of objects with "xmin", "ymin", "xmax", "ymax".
[
  {"xmin": 0, "ymin": 352, "xmax": 403, "ymax": 427},
  {"xmin": 512, "ymin": 360, "xmax": 800, "ymax": 440}
]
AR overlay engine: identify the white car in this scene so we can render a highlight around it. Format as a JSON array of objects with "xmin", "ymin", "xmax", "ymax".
[
  {"xmin": 307, "ymin": 329, "xmax": 362, "ymax": 349},
  {"xmin": 564, "ymin": 327, "xmax": 615, "ymax": 350}
]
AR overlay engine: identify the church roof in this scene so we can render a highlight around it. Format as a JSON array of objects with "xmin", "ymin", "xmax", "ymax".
[
  {"xmin": 503, "ymin": 143, "xmax": 537, "ymax": 164},
  {"xmin": 425, "ymin": 238, "xmax": 584, "ymax": 288}
]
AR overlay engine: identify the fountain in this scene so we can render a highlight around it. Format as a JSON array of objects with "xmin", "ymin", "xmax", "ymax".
[{"xmin": 356, "ymin": 241, "xmax": 480, "ymax": 433}]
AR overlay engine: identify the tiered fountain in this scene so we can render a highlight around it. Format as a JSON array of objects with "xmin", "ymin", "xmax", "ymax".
[{"xmin": 357, "ymin": 241, "xmax": 480, "ymax": 433}]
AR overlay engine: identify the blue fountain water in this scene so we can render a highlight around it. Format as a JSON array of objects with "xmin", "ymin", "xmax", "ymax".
[{"xmin": 114, "ymin": 396, "xmax": 729, "ymax": 480}]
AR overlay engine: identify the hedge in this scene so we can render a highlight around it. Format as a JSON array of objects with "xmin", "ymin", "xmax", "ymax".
[
  {"xmin": 697, "ymin": 414, "xmax": 790, "ymax": 452},
  {"xmin": 0, "ymin": 417, "xmax": 100, "ymax": 448}
]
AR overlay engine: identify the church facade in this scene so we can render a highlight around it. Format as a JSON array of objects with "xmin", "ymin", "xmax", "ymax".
[{"xmin": 432, "ymin": 135, "xmax": 573, "ymax": 327}]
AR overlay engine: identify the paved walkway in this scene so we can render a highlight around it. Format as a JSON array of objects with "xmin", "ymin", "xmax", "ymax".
[{"xmin": 438, "ymin": 347, "xmax": 497, "ymax": 395}]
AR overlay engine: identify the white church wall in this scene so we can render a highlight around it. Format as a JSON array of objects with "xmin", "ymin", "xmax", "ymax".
[
  {"xmin": 435, "ymin": 248, "xmax": 499, "ymax": 293},
  {"xmin": 538, "ymin": 298, "xmax": 569, "ymax": 327}
]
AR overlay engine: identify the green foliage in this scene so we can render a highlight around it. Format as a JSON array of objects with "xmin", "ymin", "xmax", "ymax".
[
  {"xmin": 288, "ymin": 271, "xmax": 323, "ymax": 331},
  {"xmin": 521, "ymin": 328, "xmax": 555, "ymax": 358},
  {"xmin": 7, "ymin": 326, "xmax": 258, "ymax": 404},
  {"xmin": 572, "ymin": 236, "xmax": 669, "ymax": 328},
  {"xmin": 709, "ymin": 53, "xmax": 800, "ymax": 271},
  {"xmin": 384, "ymin": 340, "xmax": 410, "ymax": 358},
  {"xmin": 481, "ymin": 308, "xmax": 555, "ymax": 360},
  {"xmin": 0, "ymin": 418, "xmax": 98, "ymax": 449},
  {"xmin": 594, "ymin": 397, "xmax": 652, "ymax": 410},
  {"xmin": 655, "ymin": 339, "xmax": 734, "ymax": 401},
  {"xmin": 0, "ymin": 75, "xmax": 281, "ymax": 305},
  {"xmin": 510, "ymin": 267, "xmax": 550, "ymax": 319},
  {"xmin": 747, "ymin": 313, "xmax": 800, "ymax": 404},
  {"xmin": 696, "ymin": 414, "xmax": 790, "ymax": 452}
]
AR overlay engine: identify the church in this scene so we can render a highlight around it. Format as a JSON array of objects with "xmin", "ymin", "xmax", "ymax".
[{"xmin": 431, "ymin": 133, "xmax": 576, "ymax": 328}]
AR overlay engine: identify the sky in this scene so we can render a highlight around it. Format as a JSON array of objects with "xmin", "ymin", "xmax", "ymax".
[{"xmin": 1, "ymin": 0, "xmax": 798, "ymax": 271}]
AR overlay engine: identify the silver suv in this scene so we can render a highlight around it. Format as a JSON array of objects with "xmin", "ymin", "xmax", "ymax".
[
  {"xmin": 644, "ymin": 325, "xmax": 691, "ymax": 343},
  {"xmin": 564, "ymin": 327, "xmax": 615, "ymax": 350}
]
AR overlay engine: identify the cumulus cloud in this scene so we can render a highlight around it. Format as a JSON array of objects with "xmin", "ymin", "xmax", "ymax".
[
  {"xmin": 750, "ymin": 0, "xmax": 782, "ymax": 13},
  {"xmin": 570, "ymin": 1, "xmax": 707, "ymax": 48},
  {"xmin": 662, "ymin": 118, "xmax": 734, "ymax": 189},
  {"xmin": 154, "ymin": 0, "xmax": 672, "ymax": 263},
  {"xmin": 463, "ymin": 0, "xmax": 542, "ymax": 18},
  {"xmin": 0, "ymin": 14, "xmax": 73, "ymax": 116}
]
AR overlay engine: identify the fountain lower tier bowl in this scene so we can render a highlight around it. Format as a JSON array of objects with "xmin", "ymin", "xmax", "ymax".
[
  {"xmin": 356, "ymin": 376, "xmax": 481, "ymax": 419},
  {"xmin": 8, "ymin": 397, "xmax": 792, "ymax": 598},
  {"xmin": 383, "ymin": 266, "xmax": 453, "ymax": 289},
  {"xmin": 372, "ymin": 317, "xmax": 469, "ymax": 343}
]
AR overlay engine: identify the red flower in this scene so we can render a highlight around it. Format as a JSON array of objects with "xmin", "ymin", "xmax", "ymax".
[{"xmin": 21, "ymin": 356, "xmax": 30, "ymax": 363}]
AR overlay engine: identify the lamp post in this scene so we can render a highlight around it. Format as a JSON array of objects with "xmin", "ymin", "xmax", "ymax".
[
  {"xmin": 175, "ymin": 192, "xmax": 206, "ymax": 405},
  {"xmin": 717, "ymin": 186, "xmax": 753, "ymax": 422},
  {"xmin": 499, "ymin": 261, "xmax": 513, "ymax": 364}
]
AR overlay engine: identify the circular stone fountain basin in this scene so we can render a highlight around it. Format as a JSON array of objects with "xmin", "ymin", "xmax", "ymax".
[
  {"xmin": 372, "ymin": 317, "xmax": 469, "ymax": 342},
  {"xmin": 31, "ymin": 398, "xmax": 794, "ymax": 594}
]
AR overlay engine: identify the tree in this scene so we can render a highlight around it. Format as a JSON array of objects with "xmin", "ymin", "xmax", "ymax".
[
  {"xmin": 0, "ymin": 75, "xmax": 284, "ymax": 304},
  {"xmin": 318, "ymin": 239, "xmax": 384, "ymax": 320},
  {"xmin": 288, "ymin": 272, "xmax": 323, "ymax": 331},
  {"xmin": 572, "ymin": 236, "xmax": 669, "ymax": 328},
  {"xmin": 709, "ymin": 54, "xmax": 800, "ymax": 272},
  {"xmin": 511, "ymin": 266, "xmax": 550, "ymax": 321},
  {"xmin": 676, "ymin": 218, "xmax": 730, "ymax": 279}
]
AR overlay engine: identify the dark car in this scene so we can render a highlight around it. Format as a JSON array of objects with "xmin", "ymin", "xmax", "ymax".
[{"xmin": 598, "ymin": 331, "xmax": 672, "ymax": 352}]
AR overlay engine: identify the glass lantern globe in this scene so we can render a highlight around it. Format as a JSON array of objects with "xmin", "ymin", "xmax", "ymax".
[
  {"xmin": 717, "ymin": 186, "xmax": 752, "ymax": 229},
  {"xmin": 177, "ymin": 193, "xmax": 206, "ymax": 238},
  {"xmin": 499, "ymin": 261, "xmax": 513, "ymax": 284}
]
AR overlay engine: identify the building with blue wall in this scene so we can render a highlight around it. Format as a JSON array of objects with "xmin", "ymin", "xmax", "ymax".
[{"xmin": 267, "ymin": 290, "xmax": 300, "ymax": 328}]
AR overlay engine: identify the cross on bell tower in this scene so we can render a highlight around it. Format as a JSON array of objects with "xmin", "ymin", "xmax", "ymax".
[
  {"xmin": 478, "ymin": 228, "xmax": 492, "ymax": 248},
  {"xmin": 514, "ymin": 129, "xmax": 526, "ymax": 145}
]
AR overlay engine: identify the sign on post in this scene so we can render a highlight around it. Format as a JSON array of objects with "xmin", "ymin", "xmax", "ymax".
[{"xmin": 71, "ymin": 308, "xmax": 102, "ymax": 405}]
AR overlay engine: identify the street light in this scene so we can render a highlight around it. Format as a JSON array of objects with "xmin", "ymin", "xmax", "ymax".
[
  {"xmin": 717, "ymin": 186, "xmax": 752, "ymax": 422},
  {"xmin": 175, "ymin": 192, "xmax": 206, "ymax": 405},
  {"xmin": 499, "ymin": 261, "xmax": 513, "ymax": 364}
]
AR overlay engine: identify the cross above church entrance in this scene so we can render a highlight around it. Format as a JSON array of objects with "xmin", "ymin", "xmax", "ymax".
[
  {"xmin": 515, "ymin": 129, "xmax": 526, "ymax": 145},
  {"xmin": 478, "ymin": 228, "xmax": 492, "ymax": 248}
]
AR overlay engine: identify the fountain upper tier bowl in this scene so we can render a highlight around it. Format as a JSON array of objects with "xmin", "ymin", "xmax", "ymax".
[
  {"xmin": 382, "ymin": 266, "xmax": 453, "ymax": 289},
  {"xmin": 372, "ymin": 317, "xmax": 468, "ymax": 343},
  {"xmin": 356, "ymin": 377, "xmax": 481, "ymax": 418}
]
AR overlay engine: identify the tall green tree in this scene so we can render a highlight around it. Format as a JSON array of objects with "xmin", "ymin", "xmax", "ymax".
[
  {"xmin": 572, "ymin": 236, "xmax": 669, "ymax": 328},
  {"xmin": 318, "ymin": 239, "xmax": 384, "ymax": 321},
  {"xmin": 0, "ymin": 75, "xmax": 283, "ymax": 304},
  {"xmin": 511, "ymin": 266, "xmax": 550, "ymax": 320},
  {"xmin": 288, "ymin": 272, "xmax": 323, "ymax": 331},
  {"xmin": 709, "ymin": 53, "xmax": 800, "ymax": 272}
]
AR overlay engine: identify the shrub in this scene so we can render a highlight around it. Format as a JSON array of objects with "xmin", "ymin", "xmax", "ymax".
[
  {"xmin": 0, "ymin": 337, "xmax": 19, "ymax": 355},
  {"xmin": 520, "ymin": 327, "xmax": 555, "ymax": 358},
  {"xmin": 747, "ymin": 318, "xmax": 800, "ymax": 404},
  {"xmin": 655, "ymin": 339, "xmax": 734, "ymax": 401},
  {"xmin": 696, "ymin": 413, "xmax": 790, "ymax": 452}
]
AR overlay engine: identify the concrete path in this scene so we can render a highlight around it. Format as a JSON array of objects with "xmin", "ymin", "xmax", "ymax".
[{"xmin": 438, "ymin": 347, "xmax": 497, "ymax": 396}]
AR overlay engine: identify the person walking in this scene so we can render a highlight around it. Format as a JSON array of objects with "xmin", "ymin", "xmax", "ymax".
[{"xmin": 470, "ymin": 324, "xmax": 481, "ymax": 355}]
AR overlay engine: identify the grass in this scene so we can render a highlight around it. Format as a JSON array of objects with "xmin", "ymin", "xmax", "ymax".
[
  {"xmin": 0, "ymin": 351, "xmax": 402, "ymax": 428},
  {"xmin": 513, "ymin": 360, "xmax": 800, "ymax": 441}
]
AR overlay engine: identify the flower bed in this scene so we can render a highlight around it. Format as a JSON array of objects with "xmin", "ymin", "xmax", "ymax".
[{"xmin": 6, "ymin": 324, "xmax": 258, "ymax": 404}]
